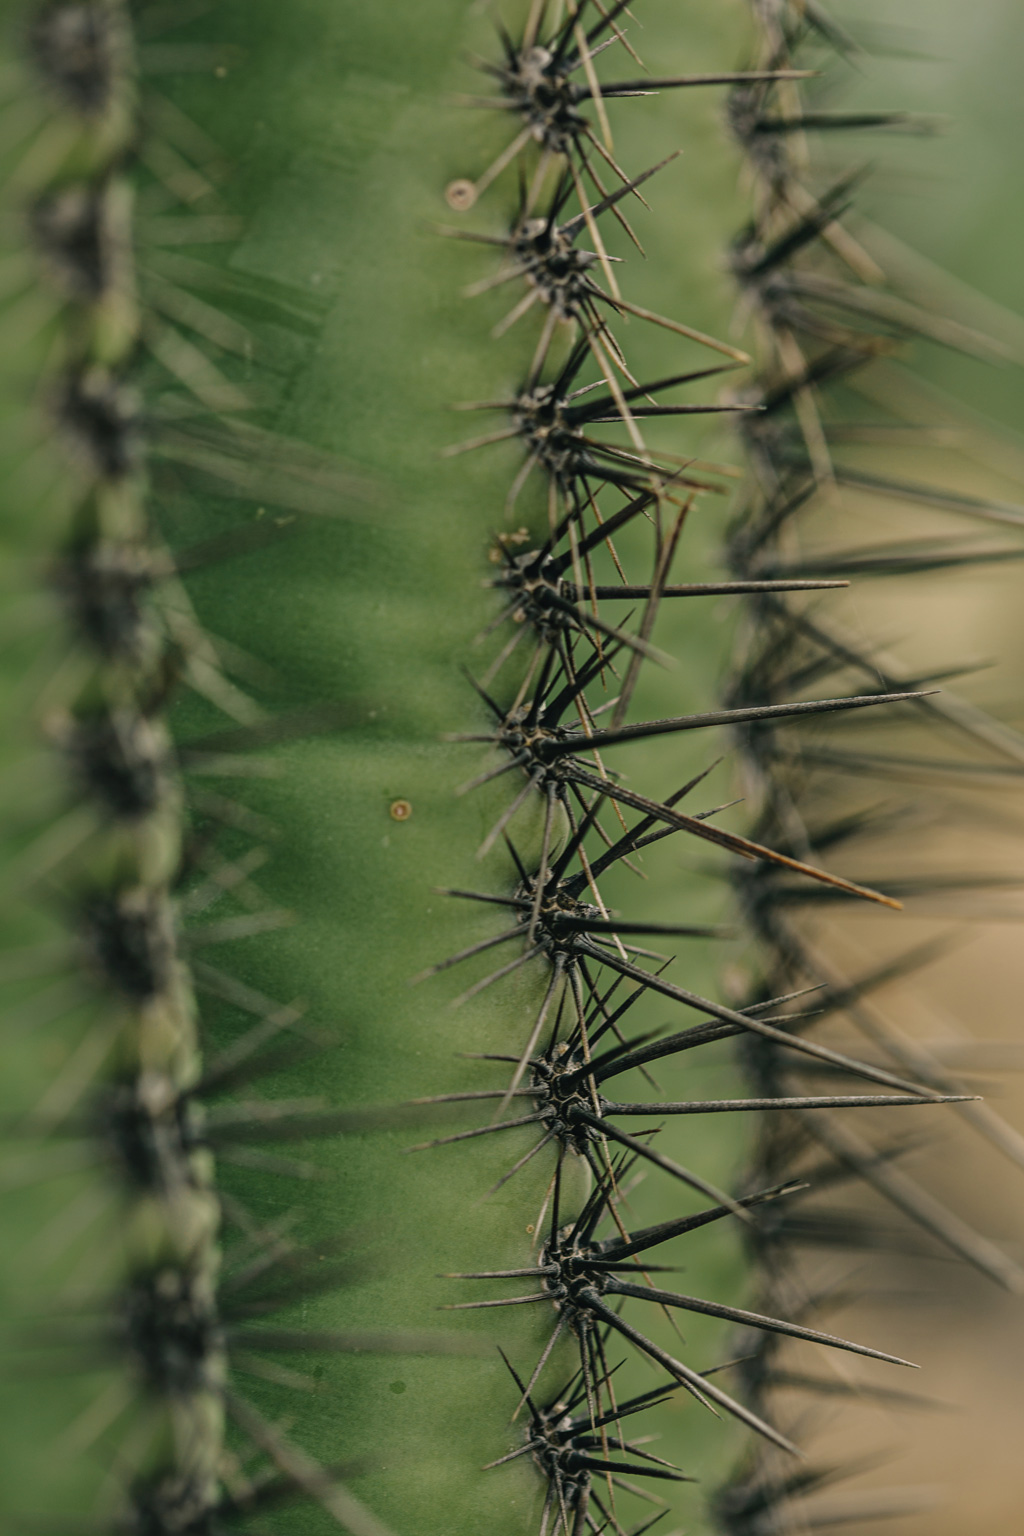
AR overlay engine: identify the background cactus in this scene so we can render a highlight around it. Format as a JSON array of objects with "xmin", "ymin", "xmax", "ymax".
[{"xmin": 2, "ymin": 4, "xmax": 1024, "ymax": 1536}]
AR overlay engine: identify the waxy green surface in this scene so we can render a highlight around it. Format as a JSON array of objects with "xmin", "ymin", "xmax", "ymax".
[{"xmin": 155, "ymin": 3, "xmax": 757, "ymax": 1531}]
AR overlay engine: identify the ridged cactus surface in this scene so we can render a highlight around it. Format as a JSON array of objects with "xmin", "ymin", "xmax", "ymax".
[{"xmin": 2, "ymin": 5, "xmax": 1024, "ymax": 1536}]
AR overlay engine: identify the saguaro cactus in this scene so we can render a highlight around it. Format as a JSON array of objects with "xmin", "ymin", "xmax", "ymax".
[
  {"xmin": 1, "ymin": 4, "xmax": 1023, "ymax": 1536},
  {"xmin": 714, "ymin": 3, "xmax": 1024, "ymax": 1529}
]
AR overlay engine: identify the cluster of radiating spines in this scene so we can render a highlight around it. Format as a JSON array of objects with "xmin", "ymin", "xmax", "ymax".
[
  {"xmin": 7, "ymin": 7, "xmax": 397, "ymax": 1536},
  {"xmin": 446, "ymin": 0, "xmax": 813, "ymax": 214},
  {"xmin": 712, "ymin": 0, "xmax": 1024, "ymax": 1527},
  {"xmin": 443, "ymin": 1161, "xmax": 930, "ymax": 1488},
  {"xmin": 487, "ymin": 1351, "xmax": 695, "ymax": 1536},
  {"xmin": 430, "ymin": 5, "xmax": 993, "ymax": 1526}
]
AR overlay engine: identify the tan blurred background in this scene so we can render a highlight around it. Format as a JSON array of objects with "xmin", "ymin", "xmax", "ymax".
[{"xmin": 727, "ymin": 3, "xmax": 1024, "ymax": 1529}]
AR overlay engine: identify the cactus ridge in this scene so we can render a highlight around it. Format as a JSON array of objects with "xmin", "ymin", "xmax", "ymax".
[
  {"xmin": 426, "ymin": 6, "xmax": 1024, "ymax": 1529},
  {"xmin": 713, "ymin": 2, "xmax": 1024, "ymax": 1530},
  {"xmin": 420, "ymin": 3, "xmax": 1024, "ymax": 1531},
  {"xmin": 0, "ymin": 6, "xmax": 419, "ymax": 1536}
]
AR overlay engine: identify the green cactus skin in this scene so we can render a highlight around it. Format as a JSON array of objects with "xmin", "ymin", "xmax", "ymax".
[
  {"xmin": 0, "ymin": 2, "xmax": 538, "ymax": 1533},
  {"xmin": 142, "ymin": 7, "xmax": 765, "ymax": 1531},
  {"xmin": 2, "ymin": 4, "xmax": 1024, "ymax": 1536}
]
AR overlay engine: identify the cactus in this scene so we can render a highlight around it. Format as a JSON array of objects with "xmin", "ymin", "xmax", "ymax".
[
  {"xmin": 709, "ymin": 5, "xmax": 1024, "ymax": 1528},
  {"xmin": 2, "ymin": 4, "xmax": 1023, "ymax": 1536}
]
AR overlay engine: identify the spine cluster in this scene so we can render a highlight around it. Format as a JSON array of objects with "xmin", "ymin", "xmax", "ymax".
[{"xmin": 428, "ymin": 2, "xmax": 1021, "ymax": 1530}]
